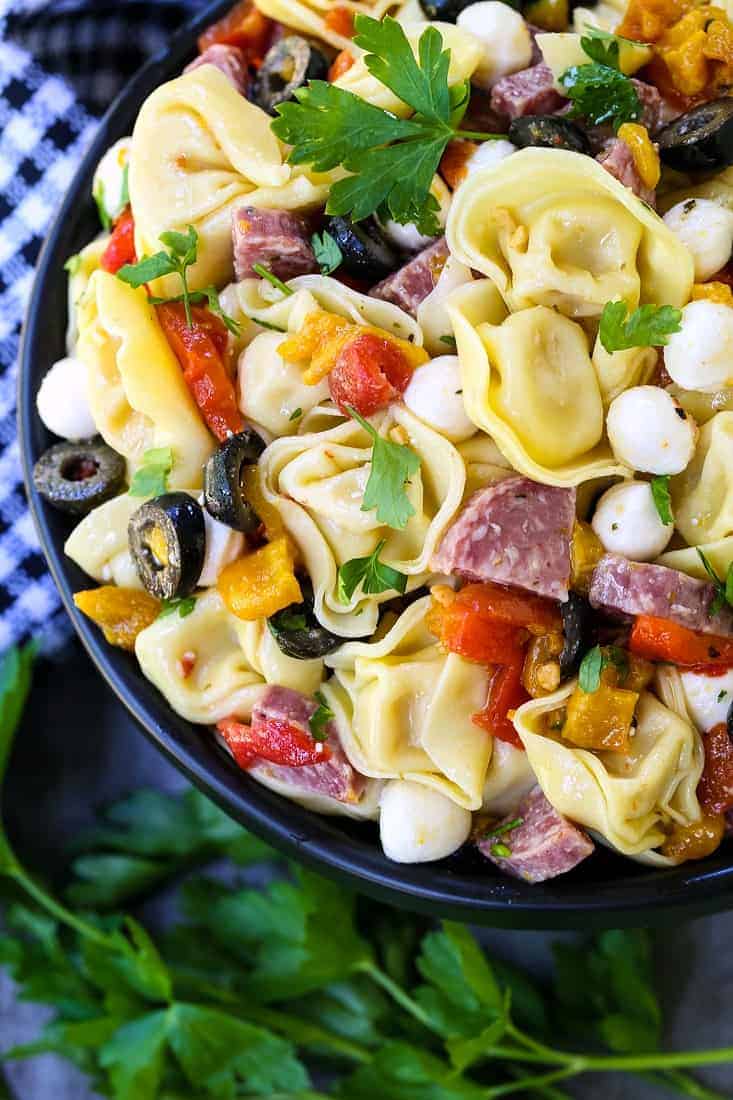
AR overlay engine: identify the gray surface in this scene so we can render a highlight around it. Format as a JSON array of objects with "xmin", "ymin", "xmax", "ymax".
[{"xmin": 1, "ymin": 642, "xmax": 732, "ymax": 1099}]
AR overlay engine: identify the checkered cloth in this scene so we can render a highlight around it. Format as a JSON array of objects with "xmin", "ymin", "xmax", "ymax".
[{"xmin": 0, "ymin": 0, "xmax": 196, "ymax": 653}]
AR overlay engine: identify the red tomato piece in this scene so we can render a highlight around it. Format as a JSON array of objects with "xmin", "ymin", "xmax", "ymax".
[
  {"xmin": 156, "ymin": 302, "xmax": 243, "ymax": 442},
  {"xmin": 198, "ymin": 1, "xmax": 272, "ymax": 58},
  {"xmin": 217, "ymin": 716, "xmax": 332, "ymax": 769},
  {"xmin": 100, "ymin": 209, "xmax": 136, "ymax": 274},
  {"xmin": 328, "ymin": 332, "xmax": 414, "ymax": 416},
  {"xmin": 472, "ymin": 655, "xmax": 528, "ymax": 749},
  {"xmin": 629, "ymin": 616, "xmax": 733, "ymax": 668},
  {"xmin": 329, "ymin": 49, "xmax": 355, "ymax": 82},
  {"xmin": 324, "ymin": 5, "xmax": 355, "ymax": 38},
  {"xmin": 455, "ymin": 583, "xmax": 562, "ymax": 633},
  {"xmin": 698, "ymin": 723, "xmax": 733, "ymax": 814}
]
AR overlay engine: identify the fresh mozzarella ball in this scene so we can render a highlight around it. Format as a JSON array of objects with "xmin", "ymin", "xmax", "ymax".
[
  {"xmin": 680, "ymin": 668, "xmax": 733, "ymax": 732},
  {"xmin": 198, "ymin": 505, "xmax": 245, "ymax": 587},
  {"xmin": 92, "ymin": 137, "xmax": 131, "ymax": 224},
  {"xmin": 663, "ymin": 198, "xmax": 733, "ymax": 281},
  {"xmin": 380, "ymin": 177, "xmax": 452, "ymax": 253},
  {"xmin": 457, "ymin": 2, "xmax": 532, "ymax": 89},
  {"xmin": 36, "ymin": 356, "xmax": 96, "ymax": 441},
  {"xmin": 403, "ymin": 356, "xmax": 476, "ymax": 442},
  {"xmin": 591, "ymin": 481, "xmax": 673, "ymax": 561},
  {"xmin": 664, "ymin": 300, "xmax": 733, "ymax": 394},
  {"xmin": 465, "ymin": 138, "xmax": 517, "ymax": 177},
  {"xmin": 379, "ymin": 779, "xmax": 471, "ymax": 863},
  {"xmin": 606, "ymin": 386, "xmax": 698, "ymax": 475}
]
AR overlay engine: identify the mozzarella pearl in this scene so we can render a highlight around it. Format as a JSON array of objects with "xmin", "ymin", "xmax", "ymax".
[
  {"xmin": 379, "ymin": 779, "xmax": 471, "ymax": 863},
  {"xmin": 680, "ymin": 668, "xmax": 733, "ymax": 732},
  {"xmin": 664, "ymin": 300, "xmax": 733, "ymax": 394},
  {"xmin": 591, "ymin": 481, "xmax": 673, "ymax": 561},
  {"xmin": 380, "ymin": 177, "xmax": 451, "ymax": 253},
  {"xmin": 36, "ymin": 356, "xmax": 96, "ymax": 441},
  {"xmin": 457, "ymin": 2, "xmax": 532, "ymax": 90},
  {"xmin": 606, "ymin": 386, "xmax": 698, "ymax": 475},
  {"xmin": 92, "ymin": 137, "xmax": 131, "ymax": 223},
  {"xmin": 663, "ymin": 198, "xmax": 733, "ymax": 281},
  {"xmin": 465, "ymin": 138, "xmax": 517, "ymax": 178},
  {"xmin": 198, "ymin": 507, "xmax": 245, "ymax": 587},
  {"xmin": 403, "ymin": 356, "xmax": 476, "ymax": 442}
]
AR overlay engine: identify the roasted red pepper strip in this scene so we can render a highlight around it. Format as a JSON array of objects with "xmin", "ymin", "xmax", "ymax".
[
  {"xmin": 198, "ymin": 0, "xmax": 272, "ymax": 58},
  {"xmin": 324, "ymin": 5, "xmax": 356, "ymax": 38},
  {"xmin": 329, "ymin": 49, "xmax": 355, "ymax": 82},
  {"xmin": 329, "ymin": 332, "xmax": 414, "ymax": 417},
  {"xmin": 217, "ymin": 716, "xmax": 332, "ymax": 770},
  {"xmin": 156, "ymin": 302, "xmax": 243, "ymax": 442},
  {"xmin": 472, "ymin": 653, "xmax": 528, "ymax": 749},
  {"xmin": 427, "ymin": 582, "xmax": 561, "ymax": 665},
  {"xmin": 697, "ymin": 723, "xmax": 733, "ymax": 814},
  {"xmin": 629, "ymin": 615, "xmax": 733, "ymax": 668},
  {"xmin": 100, "ymin": 209, "xmax": 136, "ymax": 274}
]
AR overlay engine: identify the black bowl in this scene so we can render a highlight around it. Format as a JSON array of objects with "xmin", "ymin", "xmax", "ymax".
[{"xmin": 18, "ymin": 0, "xmax": 733, "ymax": 928}]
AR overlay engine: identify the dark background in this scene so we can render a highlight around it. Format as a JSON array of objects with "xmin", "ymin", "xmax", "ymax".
[{"xmin": 0, "ymin": 638, "xmax": 731, "ymax": 1099}]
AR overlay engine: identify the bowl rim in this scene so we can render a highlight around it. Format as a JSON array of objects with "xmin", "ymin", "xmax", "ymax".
[{"xmin": 17, "ymin": 0, "xmax": 733, "ymax": 928}]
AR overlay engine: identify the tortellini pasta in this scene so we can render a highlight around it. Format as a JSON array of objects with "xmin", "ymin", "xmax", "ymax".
[
  {"xmin": 447, "ymin": 148, "xmax": 693, "ymax": 319},
  {"xmin": 448, "ymin": 280, "xmax": 629, "ymax": 485},
  {"xmin": 481, "ymin": 738, "xmax": 536, "ymax": 816},
  {"xmin": 668, "ymin": 384, "xmax": 733, "ymax": 426},
  {"xmin": 129, "ymin": 66, "xmax": 331, "ymax": 296},
  {"xmin": 66, "ymin": 234, "xmax": 110, "ymax": 354},
  {"xmin": 658, "ymin": 535, "xmax": 733, "ymax": 580},
  {"xmin": 254, "ymin": 0, "xmax": 395, "ymax": 50},
  {"xmin": 514, "ymin": 682, "xmax": 704, "ymax": 862},
  {"xmin": 671, "ymin": 411, "xmax": 733, "ymax": 545},
  {"xmin": 324, "ymin": 597, "xmax": 492, "ymax": 808},
  {"xmin": 591, "ymin": 340, "xmax": 658, "ymax": 408},
  {"xmin": 65, "ymin": 493, "xmax": 142, "ymax": 590},
  {"xmin": 416, "ymin": 255, "xmax": 474, "ymax": 357},
  {"xmin": 238, "ymin": 331, "xmax": 330, "ymax": 439},
  {"xmin": 135, "ymin": 590, "xmax": 324, "ymax": 725},
  {"xmin": 259, "ymin": 403, "xmax": 465, "ymax": 635},
  {"xmin": 77, "ymin": 271, "xmax": 214, "ymax": 487}
]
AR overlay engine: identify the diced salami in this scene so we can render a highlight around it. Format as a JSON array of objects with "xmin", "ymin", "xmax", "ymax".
[
  {"xmin": 430, "ymin": 476, "xmax": 576, "ymax": 601},
  {"xmin": 185, "ymin": 44, "xmax": 249, "ymax": 94},
  {"xmin": 490, "ymin": 64, "xmax": 565, "ymax": 120},
  {"xmin": 597, "ymin": 137, "xmax": 656, "ymax": 206},
  {"xmin": 632, "ymin": 79, "xmax": 665, "ymax": 134},
  {"xmin": 477, "ymin": 785, "xmax": 594, "ymax": 883},
  {"xmin": 233, "ymin": 207, "xmax": 317, "ymax": 282},
  {"xmin": 250, "ymin": 685, "xmax": 366, "ymax": 804},
  {"xmin": 370, "ymin": 237, "xmax": 449, "ymax": 317},
  {"xmin": 589, "ymin": 553, "xmax": 733, "ymax": 637},
  {"xmin": 527, "ymin": 24, "xmax": 545, "ymax": 66}
]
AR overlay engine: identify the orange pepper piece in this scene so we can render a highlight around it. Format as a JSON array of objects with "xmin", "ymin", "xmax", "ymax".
[
  {"xmin": 74, "ymin": 586, "xmax": 160, "ymax": 651},
  {"xmin": 218, "ymin": 536, "xmax": 302, "ymax": 620}
]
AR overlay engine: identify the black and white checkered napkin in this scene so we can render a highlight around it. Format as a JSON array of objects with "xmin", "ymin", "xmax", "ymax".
[{"xmin": 0, "ymin": 0, "xmax": 196, "ymax": 652}]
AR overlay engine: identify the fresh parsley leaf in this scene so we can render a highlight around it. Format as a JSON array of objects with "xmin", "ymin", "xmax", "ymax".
[
  {"xmin": 650, "ymin": 475, "xmax": 674, "ymax": 526},
  {"xmin": 483, "ymin": 817, "xmax": 523, "ymax": 841},
  {"xmin": 118, "ymin": 224, "xmax": 199, "ymax": 325},
  {"xmin": 274, "ymin": 608, "xmax": 308, "ymax": 632},
  {"xmin": 355, "ymin": 14, "xmax": 454, "ymax": 124},
  {"xmin": 118, "ymin": 251, "xmax": 178, "ymax": 286},
  {"xmin": 149, "ymin": 284, "xmax": 241, "ymax": 336},
  {"xmin": 337, "ymin": 540, "xmax": 408, "ymax": 603},
  {"xmin": 581, "ymin": 27, "xmax": 622, "ymax": 69},
  {"xmin": 119, "ymin": 161, "xmax": 130, "ymax": 210},
  {"xmin": 439, "ymin": 334, "xmax": 457, "ymax": 349},
  {"xmin": 253, "ymin": 262, "xmax": 294, "ymax": 297},
  {"xmin": 93, "ymin": 180, "xmax": 112, "ymax": 231},
  {"xmin": 560, "ymin": 62, "xmax": 641, "ymax": 129},
  {"xmin": 578, "ymin": 645, "xmax": 629, "ymax": 693},
  {"xmin": 0, "ymin": 644, "xmax": 37, "ymax": 871},
  {"xmin": 63, "ymin": 253, "xmax": 82, "ymax": 275},
  {"xmin": 719, "ymin": 689, "xmax": 728, "ymax": 702},
  {"xmin": 348, "ymin": 407, "xmax": 421, "ymax": 530},
  {"xmin": 311, "ymin": 230, "xmax": 343, "ymax": 275},
  {"xmin": 696, "ymin": 548, "xmax": 733, "ymax": 616},
  {"xmin": 599, "ymin": 300, "xmax": 683, "ymax": 353},
  {"xmin": 128, "ymin": 446, "xmax": 174, "ymax": 498},
  {"xmin": 309, "ymin": 691, "xmax": 334, "ymax": 741},
  {"xmin": 289, "ymin": 407, "xmax": 303, "ymax": 421},
  {"xmin": 491, "ymin": 843, "xmax": 512, "ymax": 859},
  {"xmin": 158, "ymin": 596, "xmax": 196, "ymax": 620}
]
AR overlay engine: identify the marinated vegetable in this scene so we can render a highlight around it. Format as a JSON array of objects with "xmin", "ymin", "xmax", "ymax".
[
  {"xmin": 74, "ymin": 586, "xmax": 160, "ymax": 651},
  {"xmin": 203, "ymin": 430, "xmax": 266, "ymax": 534},
  {"xmin": 33, "ymin": 440, "xmax": 125, "ymax": 516},
  {"xmin": 128, "ymin": 493, "xmax": 206, "ymax": 600},
  {"xmin": 253, "ymin": 35, "xmax": 329, "ymax": 115},
  {"xmin": 509, "ymin": 115, "xmax": 591, "ymax": 155},
  {"xmin": 218, "ymin": 536, "xmax": 302, "ymax": 620},
  {"xmin": 559, "ymin": 593, "xmax": 595, "ymax": 679}
]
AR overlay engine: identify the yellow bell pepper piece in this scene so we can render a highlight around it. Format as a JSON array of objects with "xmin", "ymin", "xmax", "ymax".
[
  {"xmin": 617, "ymin": 123, "xmax": 661, "ymax": 189},
  {"xmin": 570, "ymin": 520, "xmax": 605, "ymax": 593},
  {"xmin": 562, "ymin": 681, "xmax": 638, "ymax": 752},
  {"xmin": 74, "ymin": 586, "xmax": 160, "ymax": 651},
  {"xmin": 691, "ymin": 281, "xmax": 733, "ymax": 305},
  {"xmin": 218, "ymin": 537, "xmax": 302, "ymax": 620}
]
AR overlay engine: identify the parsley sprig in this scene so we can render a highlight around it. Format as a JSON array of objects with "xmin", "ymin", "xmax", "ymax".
[
  {"xmin": 580, "ymin": 26, "xmax": 644, "ymax": 70},
  {"xmin": 337, "ymin": 540, "xmax": 408, "ymax": 603},
  {"xmin": 1, "ymin": 644, "xmax": 733, "ymax": 1100},
  {"xmin": 697, "ymin": 549, "xmax": 733, "ymax": 616},
  {"xmin": 579, "ymin": 645, "xmax": 630, "ymax": 693},
  {"xmin": 599, "ymin": 301, "xmax": 682, "ymax": 353},
  {"xmin": 650, "ymin": 475, "xmax": 674, "ymax": 526},
  {"xmin": 128, "ymin": 446, "xmax": 174, "ymax": 498},
  {"xmin": 311, "ymin": 230, "xmax": 343, "ymax": 275},
  {"xmin": 272, "ymin": 16, "xmax": 501, "ymax": 235},
  {"xmin": 560, "ymin": 62, "xmax": 641, "ymax": 130},
  {"xmin": 348, "ymin": 407, "xmax": 421, "ymax": 530},
  {"xmin": 158, "ymin": 596, "xmax": 197, "ymax": 620},
  {"xmin": 308, "ymin": 691, "xmax": 334, "ymax": 741}
]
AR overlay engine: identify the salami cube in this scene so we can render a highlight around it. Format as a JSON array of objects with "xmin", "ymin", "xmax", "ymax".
[
  {"xmin": 370, "ymin": 237, "xmax": 448, "ymax": 317},
  {"xmin": 185, "ymin": 44, "xmax": 249, "ymax": 95},
  {"xmin": 490, "ymin": 64, "xmax": 565, "ymax": 120},
  {"xmin": 233, "ymin": 207, "xmax": 318, "ymax": 282},
  {"xmin": 597, "ymin": 138, "xmax": 656, "ymax": 207}
]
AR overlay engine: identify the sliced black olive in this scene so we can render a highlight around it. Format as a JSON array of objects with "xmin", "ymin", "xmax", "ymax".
[
  {"xmin": 509, "ymin": 115, "xmax": 591, "ymax": 155},
  {"xmin": 418, "ymin": 0, "xmax": 490, "ymax": 19},
  {"xmin": 267, "ymin": 580, "xmax": 343, "ymax": 659},
  {"xmin": 203, "ymin": 430, "xmax": 266, "ymax": 534},
  {"xmin": 727, "ymin": 698, "xmax": 733, "ymax": 740},
  {"xmin": 559, "ymin": 593, "xmax": 596, "ymax": 678},
  {"xmin": 32, "ymin": 439, "xmax": 125, "ymax": 516},
  {"xmin": 657, "ymin": 99, "xmax": 733, "ymax": 172},
  {"xmin": 325, "ymin": 215, "xmax": 398, "ymax": 282},
  {"xmin": 128, "ymin": 493, "xmax": 205, "ymax": 600},
  {"xmin": 253, "ymin": 35, "xmax": 329, "ymax": 116}
]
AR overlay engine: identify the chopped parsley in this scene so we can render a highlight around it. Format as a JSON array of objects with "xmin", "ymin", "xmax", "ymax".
[
  {"xmin": 253, "ymin": 262, "xmax": 294, "ymax": 297},
  {"xmin": 128, "ymin": 446, "xmax": 174, "ymax": 498},
  {"xmin": 599, "ymin": 300, "xmax": 682, "ymax": 353},
  {"xmin": 309, "ymin": 690, "xmax": 334, "ymax": 741},
  {"xmin": 337, "ymin": 540, "xmax": 408, "ymax": 603},
  {"xmin": 696, "ymin": 549, "xmax": 733, "ymax": 616},
  {"xmin": 311, "ymin": 230, "xmax": 343, "ymax": 275},
  {"xmin": 579, "ymin": 645, "xmax": 629, "ymax": 693},
  {"xmin": 650, "ymin": 475, "xmax": 674, "ymax": 527},
  {"xmin": 159, "ymin": 596, "xmax": 197, "ymax": 620},
  {"xmin": 348, "ymin": 406, "xmax": 421, "ymax": 530},
  {"xmin": 560, "ymin": 62, "xmax": 641, "ymax": 130}
]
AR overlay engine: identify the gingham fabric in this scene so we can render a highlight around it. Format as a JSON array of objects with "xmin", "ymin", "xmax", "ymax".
[{"xmin": 0, "ymin": 0, "xmax": 195, "ymax": 653}]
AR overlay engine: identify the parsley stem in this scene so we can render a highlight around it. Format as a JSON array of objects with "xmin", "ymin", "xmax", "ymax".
[
  {"xmin": 657, "ymin": 1069, "xmax": 730, "ymax": 1100},
  {"xmin": 4, "ymin": 864, "xmax": 116, "ymax": 950},
  {"xmin": 457, "ymin": 130, "xmax": 507, "ymax": 141},
  {"xmin": 484, "ymin": 1066, "xmax": 579, "ymax": 1098},
  {"xmin": 358, "ymin": 960, "xmax": 443, "ymax": 1035}
]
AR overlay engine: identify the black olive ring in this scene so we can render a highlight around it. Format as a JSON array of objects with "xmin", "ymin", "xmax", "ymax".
[
  {"xmin": 32, "ymin": 439, "xmax": 126, "ymax": 516},
  {"xmin": 128, "ymin": 493, "xmax": 206, "ymax": 601}
]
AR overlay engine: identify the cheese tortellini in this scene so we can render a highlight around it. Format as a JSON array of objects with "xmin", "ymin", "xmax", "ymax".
[
  {"xmin": 66, "ymin": 235, "xmax": 110, "ymax": 354},
  {"xmin": 65, "ymin": 493, "xmax": 142, "ymax": 590},
  {"xmin": 254, "ymin": 0, "xmax": 395, "ymax": 50},
  {"xmin": 514, "ymin": 683, "xmax": 704, "ymax": 863},
  {"xmin": 447, "ymin": 148, "xmax": 694, "ymax": 319},
  {"xmin": 129, "ymin": 66, "xmax": 331, "ymax": 296},
  {"xmin": 324, "ymin": 597, "xmax": 492, "ymax": 808},
  {"xmin": 77, "ymin": 271, "xmax": 214, "ymax": 487},
  {"xmin": 671, "ymin": 411, "xmax": 733, "ymax": 545},
  {"xmin": 259, "ymin": 403, "xmax": 465, "ymax": 635}
]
